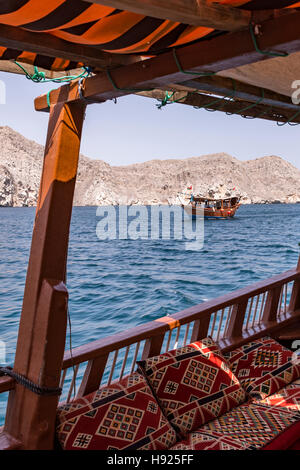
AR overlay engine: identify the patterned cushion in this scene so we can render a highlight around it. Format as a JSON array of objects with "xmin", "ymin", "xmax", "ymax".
[
  {"xmin": 224, "ymin": 337, "xmax": 300, "ymax": 399},
  {"xmin": 253, "ymin": 378, "xmax": 300, "ymax": 412},
  {"xmin": 170, "ymin": 399, "xmax": 300, "ymax": 450},
  {"xmin": 138, "ymin": 337, "xmax": 246, "ymax": 435},
  {"xmin": 56, "ymin": 372, "xmax": 177, "ymax": 450}
]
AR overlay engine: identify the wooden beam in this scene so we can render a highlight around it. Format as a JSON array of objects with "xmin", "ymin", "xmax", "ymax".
[
  {"xmin": 138, "ymin": 88, "xmax": 300, "ymax": 124},
  {"xmin": 35, "ymin": 11, "xmax": 300, "ymax": 112},
  {"xmin": 4, "ymin": 100, "xmax": 86, "ymax": 449},
  {"xmin": 0, "ymin": 23, "xmax": 136, "ymax": 69},
  {"xmin": 84, "ymin": 0, "xmax": 251, "ymax": 31},
  {"xmin": 177, "ymin": 75, "xmax": 300, "ymax": 112}
]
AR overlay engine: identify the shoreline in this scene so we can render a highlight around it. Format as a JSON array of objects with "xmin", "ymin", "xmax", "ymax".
[{"xmin": 1, "ymin": 201, "xmax": 300, "ymax": 208}]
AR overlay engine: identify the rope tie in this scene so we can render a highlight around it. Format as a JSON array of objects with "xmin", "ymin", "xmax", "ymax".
[
  {"xmin": 106, "ymin": 69, "xmax": 153, "ymax": 94},
  {"xmin": 14, "ymin": 61, "xmax": 92, "ymax": 83},
  {"xmin": 0, "ymin": 366, "xmax": 62, "ymax": 396},
  {"xmin": 78, "ymin": 78, "xmax": 104, "ymax": 104},
  {"xmin": 156, "ymin": 91, "xmax": 175, "ymax": 109},
  {"xmin": 172, "ymin": 48, "xmax": 216, "ymax": 78},
  {"xmin": 249, "ymin": 23, "xmax": 289, "ymax": 58}
]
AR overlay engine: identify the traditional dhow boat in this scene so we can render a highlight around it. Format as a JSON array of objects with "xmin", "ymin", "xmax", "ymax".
[
  {"xmin": 0, "ymin": 0, "xmax": 300, "ymax": 452},
  {"xmin": 180, "ymin": 195, "xmax": 241, "ymax": 218}
]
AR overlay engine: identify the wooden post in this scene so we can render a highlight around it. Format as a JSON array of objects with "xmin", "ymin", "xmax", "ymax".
[
  {"xmin": 191, "ymin": 316, "xmax": 211, "ymax": 342},
  {"xmin": 289, "ymin": 257, "xmax": 300, "ymax": 313},
  {"xmin": 77, "ymin": 354, "xmax": 109, "ymax": 398},
  {"xmin": 226, "ymin": 300, "xmax": 248, "ymax": 339},
  {"xmin": 142, "ymin": 334, "xmax": 165, "ymax": 359},
  {"xmin": 262, "ymin": 286, "xmax": 282, "ymax": 324},
  {"xmin": 3, "ymin": 100, "xmax": 86, "ymax": 449}
]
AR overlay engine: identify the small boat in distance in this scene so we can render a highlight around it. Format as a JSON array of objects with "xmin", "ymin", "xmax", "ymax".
[{"xmin": 179, "ymin": 194, "xmax": 241, "ymax": 219}]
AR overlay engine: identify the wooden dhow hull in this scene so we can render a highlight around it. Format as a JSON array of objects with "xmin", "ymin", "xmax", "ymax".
[{"xmin": 183, "ymin": 203, "xmax": 241, "ymax": 219}]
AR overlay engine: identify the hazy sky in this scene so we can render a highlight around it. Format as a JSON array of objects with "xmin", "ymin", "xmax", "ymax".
[{"xmin": 0, "ymin": 70, "xmax": 299, "ymax": 169}]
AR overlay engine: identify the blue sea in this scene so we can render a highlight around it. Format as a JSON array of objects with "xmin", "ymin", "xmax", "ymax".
[{"xmin": 0, "ymin": 204, "xmax": 300, "ymax": 423}]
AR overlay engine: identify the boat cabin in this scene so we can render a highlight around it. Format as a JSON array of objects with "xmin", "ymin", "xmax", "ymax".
[{"xmin": 187, "ymin": 196, "xmax": 241, "ymax": 218}]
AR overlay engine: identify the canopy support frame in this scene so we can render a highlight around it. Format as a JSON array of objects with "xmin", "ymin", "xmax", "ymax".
[{"xmin": 1, "ymin": 100, "xmax": 86, "ymax": 449}]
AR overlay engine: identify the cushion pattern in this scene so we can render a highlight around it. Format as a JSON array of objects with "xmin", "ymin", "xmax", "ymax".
[
  {"xmin": 138, "ymin": 337, "xmax": 246, "ymax": 435},
  {"xmin": 253, "ymin": 377, "xmax": 300, "ymax": 412},
  {"xmin": 224, "ymin": 337, "xmax": 300, "ymax": 399},
  {"xmin": 56, "ymin": 372, "xmax": 177, "ymax": 450},
  {"xmin": 170, "ymin": 400, "xmax": 300, "ymax": 450}
]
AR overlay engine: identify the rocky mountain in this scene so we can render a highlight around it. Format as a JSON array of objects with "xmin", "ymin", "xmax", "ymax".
[{"xmin": 0, "ymin": 125, "xmax": 300, "ymax": 206}]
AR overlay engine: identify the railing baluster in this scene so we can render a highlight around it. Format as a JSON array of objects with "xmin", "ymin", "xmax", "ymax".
[
  {"xmin": 209, "ymin": 312, "xmax": 217, "ymax": 338},
  {"xmin": 107, "ymin": 350, "xmax": 119, "ymax": 386},
  {"xmin": 224, "ymin": 306, "xmax": 232, "ymax": 337},
  {"xmin": 216, "ymin": 309, "xmax": 225, "ymax": 341},
  {"xmin": 259, "ymin": 292, "xmax": 266, "ymax": 321},
  {"xmin": 251, "ymin": 294, "xmax": 260, "ymax": 327},
  {"xmin": 66, "ymin": 364, "xmax": 79, "ymax": 403},
  {"xmin": 288, "ymin": 269, "xmax": 300, "ymax": 312},
  {"xmin": 183, "ymin": 323, "xmax": 190, "ymax": 346},
  {"xmin": 119, "ymin": 346, "xmax": 130, "ymax": 380},
  {"xmin": 59, "ymin": 368, "xmax": 67, "ymax": 390},
  {"xmin": 165, "ymin": 330, "xmax": 172, "ymax": 352},
  {"xmin": 173, "ymin": 327, "xmax": 181, "ymax": 349},
  {"xmin": 130, "ymin": 342, "xmax": 140, "ymax": 373},
  {"xmin": 245, "ymin": 296, "xmax": 254, "ymax": 329},
  {"xmin": 284, "ymin": 283, "xmax": 288, "ymax": 314},
  {"xmin": 277, "ymin": 285, "xmax": 284, "ymax": 316}
]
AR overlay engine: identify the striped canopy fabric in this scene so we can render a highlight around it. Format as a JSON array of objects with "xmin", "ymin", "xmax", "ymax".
[{"xmin": 0, "ymin": 0, "xmax": 299, "ymax": 72}]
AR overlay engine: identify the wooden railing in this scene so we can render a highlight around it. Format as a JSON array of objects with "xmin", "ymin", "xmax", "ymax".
[
  {"xmin": 57, "ymin": 266, "xmax": 300, "ymax": 403},
  {"xmin": 1, "ymin": 265, "xmax": 299, "ymax": 412}
]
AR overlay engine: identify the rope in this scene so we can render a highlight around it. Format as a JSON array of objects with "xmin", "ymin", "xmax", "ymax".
[
  {"xmin": 194, "ymin": 80, "xmax": 237, "ymax": 111},
  {"xmin": 67, "ymin": 306, "xmax": 77, "ymax": 399},
  {"xmin": 249, "ymin": 23, "xmax": 289, "ymax": 58},
  {"xmin": 46, "ymin": 90, "xmax": 52, "ymax": 108},
  {"xmin": 156, "ymin": 83, "xmax": 300, "ymax": 125},
  {"xmin": 77, "ymin": 77, "xmax": 105, "ymax": 105},
  {"xmin": 172, "ymin": 48, "xmax": 216, "ymax": 77},
  {"xmin": 156, "ymin": 91, "xmax": 175, "ymax": 109},
  {"xmin": 157, "ymin": 79, "xmax": 237, "ymax": 111},
  {"xmin": 0, "ymin": 366, "xmax": 62, "ymax": 396},
  {"xmin": 226, "ymin": 89, "xmax": 265, "ymax": 116},
  {"xmin": 106, "ymin": 69, "xmax": 153, "ymax": 94},
  {"xmin": 14, "ymin": 61, "xmax": 92, "ymax": 83},
  {"xmin": 277, "ymin": 109, "xmax": 300, "ymax": 126}
]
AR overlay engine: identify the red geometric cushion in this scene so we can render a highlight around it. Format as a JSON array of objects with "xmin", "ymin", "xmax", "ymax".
[
  {"xmin": 138, "ymin": 337, "xmax": 246, "ymax": 435},
  {"xmin": 56, "ymin": 372, "xmax": 177, "ymax": 450},
  {"xmin": 253, "ymin": 377, "xmax": 300, "ymax": 412},
  {"xmin": 224, "ymin": 337, "xmax": 300, "ymax": 400},
  {"xmin": 170, "ymin": 399, "xmax": 300, "ymax": 450}
]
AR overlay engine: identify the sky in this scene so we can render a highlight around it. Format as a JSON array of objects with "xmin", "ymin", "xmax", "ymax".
[{"xmin": 0, "ymin": 70, "xmax": 299, "ymax": 169}]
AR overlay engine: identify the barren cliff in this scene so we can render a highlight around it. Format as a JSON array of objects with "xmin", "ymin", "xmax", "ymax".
[{"xmin": 0, "ymin": 126, "xmax": 299, "ymax": 207}]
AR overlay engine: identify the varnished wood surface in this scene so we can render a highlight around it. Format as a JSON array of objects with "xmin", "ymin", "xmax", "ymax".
[
  {"xmin": 85, "ymin": 0, "xmax": 251, "ymax": 31},
  {"xmin": 35, "ymin": 11, "xmax": 300, "ymax": 112}
]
